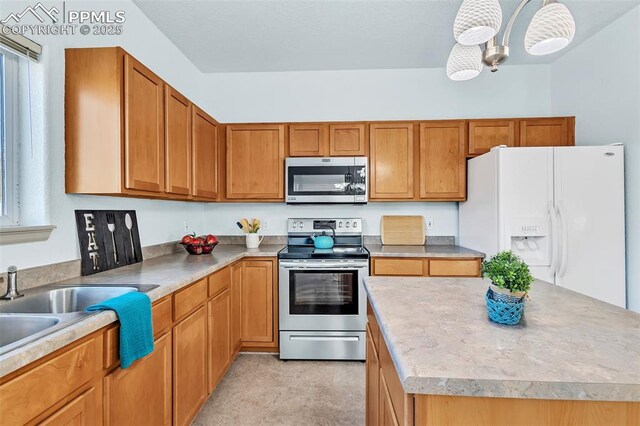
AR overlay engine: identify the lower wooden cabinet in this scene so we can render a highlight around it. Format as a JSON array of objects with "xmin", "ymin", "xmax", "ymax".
[
  {"xmin": 173, "ymin": 306, "xmax": 208, "ymax": 426},
  {"xmin": 231, "ymin": 262, "xmax": 243, "ymax": 352},
  {"xmin": 208, "ymin": 289, "xmax": 231, "ymax": 392},
  {"xmin": 40, "ymin": 386, "xmax": 101, "ymax": 426},
  {"xmin": 371, "ymin": 257, "xmax": 482, "ymax": 277},
  {"xmin": 241, "ymin": 260, "xmax": 276, "ymax": 346},
  {"xmin": 366, "ymin": 327, "xmax": 380, "ymax": 426},
  {"xmin": 103, "ymin": 332, "xmax": 172, "ymax": 426},
  {"xmin": 379, "ymin": 370, "xmax": 400, "ymax": 426}
]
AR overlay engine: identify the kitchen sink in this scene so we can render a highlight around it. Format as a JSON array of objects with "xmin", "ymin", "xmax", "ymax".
[
  {"xmin": 0, "ymin": 284, "xmax": 158, "ymax": 355},
  {"xmin": 0, "ymin": 284, "xmax": 158, "ymax": 314},
  {"xmin": 0, "ymin": 315, "xmax": 61, "ymax": 348}
]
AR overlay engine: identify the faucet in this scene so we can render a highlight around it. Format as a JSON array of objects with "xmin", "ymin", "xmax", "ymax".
[{"xmin": 1, "ymin": 266, "xmax": 23, "ymax": 300}]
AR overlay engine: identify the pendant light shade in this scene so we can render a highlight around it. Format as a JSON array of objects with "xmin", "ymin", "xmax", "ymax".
[
  {"xmin": 525, "ymin": 2, "xmax": 575, "ymax": 55},
  {"xmin": 453, "ymin": 0, "xmax": 503, "ymax": 45},
  {"xmin": 447, "ymin": 43, "xmax": 483, "ymax": 81}
]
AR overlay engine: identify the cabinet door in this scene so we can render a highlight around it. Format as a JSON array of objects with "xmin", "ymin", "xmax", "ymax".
[
  {"xmin": 192, "ymin": 106, "xmax": 219, "ymax": 200},
  {"xmin": 366, "ymin": 328, "xmax": 380, "ymax": 426},
  {"xmin": 226, "ymin": 124, "xmax": 285, "ymax": 199},
  {"xmin": 379, "ymin": 370, "xmax": 400, "ymax": 426},
  {"xmin": 329, "ymin": 123, "xmax": 367, "ymax": 156},
  {"xmin": 519, "ymin": 117, "xmax": 574, "ymax": 147},
  {"xmin": 104, "ymin": 333, "xmax": 172, "ymax": 426},
  {"xmin": 164, "ymin": 86, "xmax": 191, "ymax": 196},
  {"xmin": 231, "ymin": 263, "xmax": 243, "ymax": 352},
  {"xmin": 173, "ymin": 306, "xmax": 208, "ymax": 426},
  {"xmin": 124, "ymin": 54, "xmax": 165, "ymax": 193},
  {"xmin": 208, "ymin": 289, "xmax": 231, "ymax": 393},
  {"xmin": 369, "ymin": 123, "xmax": 414, "ymax": 199},
  {"xmin": 241, "ymin": 260, "xmax": 274, "ymax": 343},
  {"xmin": 40, "ymin": 386, "xmax": 101, "ymax": 426},
  {"xmin": 468, "ymin": 119, "xmax": 517, "ymax": 156},
  {"xmin": 419, "ymin": 121, "xmax": 466, "ymax": 200},
  {"xmin": 288, "ymin": 124, "xmax": 328, "ymax": 157}
]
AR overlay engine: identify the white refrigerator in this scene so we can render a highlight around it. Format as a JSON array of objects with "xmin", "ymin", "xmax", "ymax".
[{"xmin": 459, "ymin": 145, "xmax": 626, "ymax": 308}]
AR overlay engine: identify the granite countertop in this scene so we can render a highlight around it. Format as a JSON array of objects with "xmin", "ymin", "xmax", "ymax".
[
  {"xmin": 364, "ymin": 276, "xmax": 640, "ymax": 401},
  {"xmin": 366, "ymin": 244, "xmax": 484, "ymax": 258},
  {"xmin": 0, "ymin": 244, "xmax": 284, "ymax": 378}
]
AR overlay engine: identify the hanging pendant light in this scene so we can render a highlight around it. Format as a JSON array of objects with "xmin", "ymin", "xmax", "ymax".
[
  {"xmin": 525, "ymin": 1, "xmax": 575, "ymax": 55},
  {"xmin": 447, "ymin": 43, "xmax": 483, "ymax": 81},
  {"xmin": 453, "ymin": 0, "xmax": 503, "ymax": 45}
]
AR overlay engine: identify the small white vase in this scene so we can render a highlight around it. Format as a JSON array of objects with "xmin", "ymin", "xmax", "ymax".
[{"xmin": 245, "ymin": 233, "xmax": 264, "ymax": 249}]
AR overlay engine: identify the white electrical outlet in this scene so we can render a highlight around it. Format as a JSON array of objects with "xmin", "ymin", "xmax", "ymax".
[
  {"xmin": 426, "ymin": 219, "xmax": 434, "ymax": 231},
  {"xmin": 262, "ymin": 220, "xmax": 270, "ymax": 231},
  {"xmin": 183, "ymin": 221, "xmax": 190, "ymax": 233}
]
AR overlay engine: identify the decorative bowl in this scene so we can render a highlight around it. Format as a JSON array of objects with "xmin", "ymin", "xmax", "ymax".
[{"xmin": 181, "ymin": 241, "xmax": 218, "ymax": 255}]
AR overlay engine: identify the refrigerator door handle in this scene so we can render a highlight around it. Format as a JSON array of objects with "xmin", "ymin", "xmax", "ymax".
[
  {"xmin": 556, "ymin": 202, "xmax": 569, "ymax": 277},
  {"xmin": 548, "ymin": 202, "xmax": 559, "ymax": 275}
]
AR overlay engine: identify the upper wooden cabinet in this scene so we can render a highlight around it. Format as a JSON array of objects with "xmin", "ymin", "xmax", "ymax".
[
  {"xmin": 165, "ymin": 86, "xmax": 192, "ymax": 197},
  {"xmin": 419, "ymin": 121, "xmax": 466, "ymax": 200},
  {"xmin": 192, "ymin": 106, "xmax": 220, "ymax": 200},
  {"xmin": 225, "ymin": 124, "xmax": 285, "ymax": 200},
  {"xmin": 369, "ymin": 123, "xmax": 415, "ymax": 200},
  {"xmin": 468, "ymin": 119, "xmax": 517, "ymax": 156},
  {"xmin": 288, "ymin": 123, "xmax": 329, "ymax": 157},
  {"xmin": 329, "ymin": 123, "xmax": 368, "ymax": 156},
  {"xmin": 519, "ymin": 117, "xmax": 574, "ymax": 147},
  {"xmin": 124, "ymin": 54, "xmax": 165, "ymax": 193}
]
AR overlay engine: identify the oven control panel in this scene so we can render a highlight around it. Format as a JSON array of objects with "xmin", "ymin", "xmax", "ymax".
[{"xmin": 288, "ymin": 218, "xmax": 363, "ymax": 234}]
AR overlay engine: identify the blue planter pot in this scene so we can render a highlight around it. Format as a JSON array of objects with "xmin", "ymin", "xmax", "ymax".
[{"xmin": 485, "ymin": 287, "xmax": 525, "ymax": 325}]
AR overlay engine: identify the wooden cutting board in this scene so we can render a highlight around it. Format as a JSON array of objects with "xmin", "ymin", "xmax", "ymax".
[{"xmin": 380, "ymin": 215, "xmax": 425, "ymax": 245}]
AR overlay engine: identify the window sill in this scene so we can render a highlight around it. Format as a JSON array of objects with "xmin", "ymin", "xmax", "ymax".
[{"xmin": 0, "ymin": 225, "xmax": 56, "ymax": 245}]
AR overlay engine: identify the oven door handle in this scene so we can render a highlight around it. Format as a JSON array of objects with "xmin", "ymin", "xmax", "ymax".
[
  {"xmin": 288, "ymin": 335, "xmax": 360, "ymax": 342},
  {"xmin": 279, "ymin": 261, "xmax": 369, "ymax": 269}
]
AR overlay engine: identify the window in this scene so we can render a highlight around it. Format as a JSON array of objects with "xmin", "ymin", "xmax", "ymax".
[{"xmin": 0, "ymin": 48, "xmax": 19, "ymax": 226}]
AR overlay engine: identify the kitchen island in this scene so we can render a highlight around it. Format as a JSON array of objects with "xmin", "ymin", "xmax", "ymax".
[{"xmin": 364, "ymin": 276, "xmax": 640, "ymax": 425}]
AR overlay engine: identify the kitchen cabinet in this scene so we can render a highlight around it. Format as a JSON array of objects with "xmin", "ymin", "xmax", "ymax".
[
  {"xmin": 371, "ymin": 257, "xmax": 482, "ymax": 277},
  {"xmin": 288, "ymin": 123, "xmax": 328, "ymax": 157},
  {"xmin": 241, "ymin": 260, "xmax": 276, "ymax": 346},
  {"xmin": 379, "ymin": 370, "xmax": 400, "ymax": 426},
  {"xmin": 468, "ymin": 119, "xmax": 517, "ymax": 156},
  {"xmin": 208, "ymin": 289, "xmax": 231, "ymax": 392},
  {"xmin": 419, "ymin": 121, "xmax": 466, "ymax": 201},
  {"xmin": 366, "ymin": 327, "xmax": 380, "ymax": 426},
  {"xmin": 225, "ymin": 124, "xmax": 285, "ymax": 200},
  {"xmin": 369, "ymin": 123, "xmax": 415, "ymax": 200},
  {"xmin": 329, "ymin": 123, "xmax": 367, "ymax": 156},
  {"xmin": 40, "ymin": 386, "xmax": 101, "ymax": 426},
  {"xmin": 103, "ymin": 332, "xmax": 172, "ymax": 426},
  {"xmin": 192, "ymin": 106, "xmax": 220, "ymax": 200},
  {"xmin": 519, "ymin": 117, "xmax": 574, "ymax": 147},
  {"xmin": 124, "ymin": 54, "xmax": 165, "ymax": 193},
  {"xmin": 231, "ymin": 262, "xmax": 243, "ymax": 352},
  {"xmin": 164, "ymin": 86, "xmax": 192, "ymax": 197},
  {"xmin": 173, "ymin": 306, "xmax": 208, "ymax": 426}
]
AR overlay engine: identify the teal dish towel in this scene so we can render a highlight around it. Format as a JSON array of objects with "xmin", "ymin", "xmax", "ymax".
[{"xmin": 86, "ymin": 292, "xmax": 154, "ymax": 368}]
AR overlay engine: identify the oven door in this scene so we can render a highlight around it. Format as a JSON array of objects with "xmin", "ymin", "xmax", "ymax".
[
  {"xmin": 285, "ymin": 157, "xmax": 367, "ymax": 203},
  {"xmin": 279, "ymin": 260, "xmax": 368, "ymax": 331}
]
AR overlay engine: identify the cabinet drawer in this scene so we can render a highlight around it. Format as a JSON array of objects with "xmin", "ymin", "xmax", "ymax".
[
  {"xmin": 429, "ymin": 259, "xmax": 481, "ymax": 277},
  {"xmin": 208, "ymin": 267, "xmax": 231, "ymax": 297},
  {"xmin": 174, "ymin": 278, "xmax": 207, "ymax": 321},
  {"xmin": 372, "ymin": 258, "xmax": 425, "ymax": 276},
  {"xmin": 0, "ymin": 335, "xmax": 102, "ymax": 425},
  {"xmin": 104, "ymin": 296, "xmax": 173, "ymax": 369}
]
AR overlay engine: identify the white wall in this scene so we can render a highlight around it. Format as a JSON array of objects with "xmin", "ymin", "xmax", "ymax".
[
  {"xmin": 0, "ymin": 1, "xmax": 209, "ymax": 270},
  {"xmin": 0, "ymin": 0, "xmax": 555, "ymax": 273},
  {"xmin": 551, "ymin": 6, "xmax": 640, "ymax": 312}
]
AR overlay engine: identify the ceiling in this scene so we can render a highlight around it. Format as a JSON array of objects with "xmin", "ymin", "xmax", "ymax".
[{"xmin": 134, "ymin": 0, "xmax": 640, "ymax": 73}]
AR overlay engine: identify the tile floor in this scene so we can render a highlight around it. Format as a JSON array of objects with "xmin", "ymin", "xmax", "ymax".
[{"xmin": 193, "ymin": 353, "xmax": 366, "ymax": 425}]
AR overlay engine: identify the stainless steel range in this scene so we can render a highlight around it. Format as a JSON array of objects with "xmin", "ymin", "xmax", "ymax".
[{"xmin": 278, "ymin": 218, "xmax": 369, "ymax": 360}]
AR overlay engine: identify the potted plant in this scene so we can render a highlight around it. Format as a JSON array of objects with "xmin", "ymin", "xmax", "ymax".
[{"xmin": 482, "ymin": 251, "xmax": 534, "ymax": 325}]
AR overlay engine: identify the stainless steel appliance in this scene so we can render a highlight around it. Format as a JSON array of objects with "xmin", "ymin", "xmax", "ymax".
[
  {"xmin": 285, "ymin": 157, "xmax": 367, "ymax": 204},
  {"xmin": 278, "ymin": 218, "xmax": 369, "ymax": 360}
]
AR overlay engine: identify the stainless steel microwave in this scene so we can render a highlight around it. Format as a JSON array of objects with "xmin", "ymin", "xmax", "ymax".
[{"xmin": 285, "ymin": 157, "xmax": 367, "ymax": 204}]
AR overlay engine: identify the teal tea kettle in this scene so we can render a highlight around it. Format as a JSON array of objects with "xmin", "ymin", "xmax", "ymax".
[{"xmin": 310, "ymin": 227, "xmax": 336, "ymax": 249}]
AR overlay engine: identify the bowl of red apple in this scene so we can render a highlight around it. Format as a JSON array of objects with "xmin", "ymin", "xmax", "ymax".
[{"xmin": 180, "ymin": 233, "xmax": 219, "ymax": 255}]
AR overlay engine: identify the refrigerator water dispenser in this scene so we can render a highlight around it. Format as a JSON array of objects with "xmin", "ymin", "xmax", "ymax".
[{"xmin": 508, "ymin": 217, "xmax": 550, "ymax": 265}]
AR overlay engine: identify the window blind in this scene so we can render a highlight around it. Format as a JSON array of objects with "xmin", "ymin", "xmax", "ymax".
[{"xmin": 0, "ymin": 25, "xmax": 42, "ymax": 62}]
